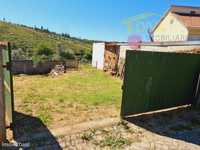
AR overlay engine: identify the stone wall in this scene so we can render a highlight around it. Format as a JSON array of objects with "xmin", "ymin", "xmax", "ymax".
[{"xmin": 12, "ymin": 60, "xmax": 79, "ymax": 75}]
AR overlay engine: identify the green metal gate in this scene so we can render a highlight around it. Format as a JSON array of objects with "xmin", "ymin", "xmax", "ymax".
[
  {"xmin": 0, "ymin": 42, "xmax": 14, "ymax": 142},
  {"xmin": 121, "ymin": 50, "xmax": 200, "ymax": 117}
]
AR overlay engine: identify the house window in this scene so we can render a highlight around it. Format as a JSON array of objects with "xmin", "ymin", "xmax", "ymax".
[
  {"xmin": 170, "ymin": 19, "xmax": 174, "ymax": 24},
  {"xmin": 191, "ymin": 11, "xmax": 196, "ymax": 15}
]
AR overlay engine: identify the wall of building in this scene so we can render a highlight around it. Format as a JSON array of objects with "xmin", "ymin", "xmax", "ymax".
[
  {"xmin": 119, "ymin": 45, "xmax": 133, "ymax": 59},
  {"xmin": 188, "ymin": 35, "xmax": 200, "ymax": 41},
  {"xmin": 117, "ymin": 45, "xmax": 133, "ymax": 76},
  {"xmin": 188, "ymin": 28, "xmax": 200, "ymax": 41},
  {"xmin": 153, "ymin": 12, "xmax": 188, "ymax": 42},
  {"xmin": 92, "ymin": 43, "xmax": 105, "ymax": 70}
]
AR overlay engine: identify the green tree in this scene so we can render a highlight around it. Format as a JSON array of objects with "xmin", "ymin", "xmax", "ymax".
[
  {"xmin": 32, "ymin": 44, "xmax": 54, "ymax": 64},
  {"xmin": 59, "ymin": 49, "xmax": 75, "ymax": 60}
]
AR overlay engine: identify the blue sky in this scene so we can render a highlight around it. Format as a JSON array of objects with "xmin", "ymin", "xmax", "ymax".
[{"xmin": 0, "ymin": 0, "xmax": 199, "ymax": 41}]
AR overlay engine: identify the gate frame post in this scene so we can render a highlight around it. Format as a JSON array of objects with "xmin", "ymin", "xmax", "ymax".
[
  {"xmin": 0, "ymin": 46, "xmax": 6, "ymax": 143},
  {"xmin": 8, "ymin": 42, "xmax": 14, "ymax": 125}
]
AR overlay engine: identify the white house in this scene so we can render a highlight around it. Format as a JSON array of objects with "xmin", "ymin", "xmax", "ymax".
[{"xmin": 152, "ymin": 5, "xmax": 200, "ymax": 42}]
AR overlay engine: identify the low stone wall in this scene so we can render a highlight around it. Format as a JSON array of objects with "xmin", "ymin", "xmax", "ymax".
[{"xmin": 12, "ymin": 60, "xmax": 79, "ymax": 75}]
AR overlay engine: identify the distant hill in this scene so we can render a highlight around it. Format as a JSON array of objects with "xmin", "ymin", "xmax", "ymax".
[{"xmin": 0, "ymin": 21, "xmax": 92, "ymax": 60}]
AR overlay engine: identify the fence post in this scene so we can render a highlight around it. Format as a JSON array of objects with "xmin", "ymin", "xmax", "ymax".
[
  {"xmin": 8, "ymin": 43, "xmax": 14, "ymax": 119},
  {"xmin": 0, "ymin": 48, "xmax": 6, "ymax": 143},
  {"xmin": 195, "ymin": 74, "xmax": 200, "ymax": 107}
]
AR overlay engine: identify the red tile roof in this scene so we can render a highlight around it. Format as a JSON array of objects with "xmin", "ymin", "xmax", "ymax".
[
  {"xmin": 174, "ymin": 14, "xmax": 200, "ymax": 28},
  {"xmin": 170, "ymin": 5, "xmax": 200, "ymax": 14},
  {"xmin": 171, "ymin": 5, "xmax": 200, "ymax": 29},
  {"xmin": 152, "ymin": 5, "xmax": 200, "ymax": 32}
]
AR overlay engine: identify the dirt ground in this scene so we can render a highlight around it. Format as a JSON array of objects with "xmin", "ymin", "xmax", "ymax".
[
  {"xmin": 10, "ymin": 105, "xmax": 200, "ymax": 150},
  {"xmin": 15, "ymin": 100, "xmax": 119, "ymax": 128}
]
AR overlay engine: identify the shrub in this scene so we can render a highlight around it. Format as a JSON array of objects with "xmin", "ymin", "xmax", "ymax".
[
  {"xmin": 32, "ymin": 44, "xmax": 54, "ymax": 64},
  {"xmin": 75, "ymin": 50, "xmax": 92, "ymax": 63},
  {"xmin": 12, "ymin": 48, "xmax": 28, "ymax": 60},
  {"xmin": 100, "ymin": 135, "xmax": 131, "ymax": 148},
  {"xmin": 83, "ymin": 51, "xmax": 92, "ymax": 61},
  {"xmin": 59, "ymin": 49, "xmax": 75, "ymax": 60}
]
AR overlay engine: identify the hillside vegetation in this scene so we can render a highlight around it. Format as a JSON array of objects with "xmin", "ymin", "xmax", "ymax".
[{"xmin": 0, "ymin": 21, "xmax": 92, "ymax": 60}]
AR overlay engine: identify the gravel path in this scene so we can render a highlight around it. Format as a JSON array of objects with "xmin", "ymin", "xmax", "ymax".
[{"xmin": 10, "ymin": 106, "xmax": 200, "ymax": 150}]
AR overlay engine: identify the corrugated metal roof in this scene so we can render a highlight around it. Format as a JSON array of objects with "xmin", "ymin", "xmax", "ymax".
[
  {"xmin": 141, "ymin": 41, "xmax": 200, "ymax": 46},
  {"xmin": 93, "ymin": 40, "xmax": 200, "ymax": 48},
  {"xmin": 105, "ymin": 41, "xmax": 200, "ymax": 46}
]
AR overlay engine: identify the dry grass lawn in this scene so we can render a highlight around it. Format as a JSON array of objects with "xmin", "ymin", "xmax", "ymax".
[{"xmin": 14, "ymin": 65, "xmax": 122, "ymax": 127}]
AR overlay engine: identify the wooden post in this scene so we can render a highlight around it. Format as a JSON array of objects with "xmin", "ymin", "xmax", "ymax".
[
  {"xmin": 0, "ymin": 48, "xmax": 6, "ymax": 143},
  {"xmin": 8, "ymin": 42, "xmax": 14, "ymax": 123},
  {"xmin": 195, "ymin": 74, "xmax": 200, "ymax": 106}
]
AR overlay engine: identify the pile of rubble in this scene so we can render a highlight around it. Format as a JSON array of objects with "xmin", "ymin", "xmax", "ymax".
[{"xmin": 49, "ymin": 65, "xmax": 65, "ymax": 77}]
